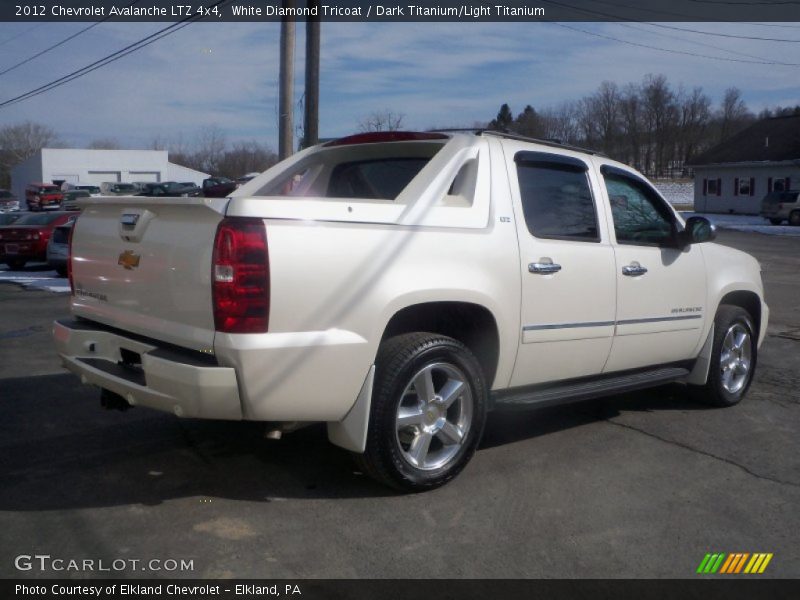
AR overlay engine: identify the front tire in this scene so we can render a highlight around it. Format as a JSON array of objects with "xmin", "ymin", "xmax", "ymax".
[
  {"xmin": 690, "ymin": 305, "xmax": 756, "ymax": 407},
  {"xmin": 769, "ymin": 218, "xmax": 782, "ymax": 225},
  {"xmin": 355, "ymin": 333, "xmax": 488, "ymax": 492},
  {"xmin": 790, "ymin": 211, "xmax": 800, "ymax": 226}
]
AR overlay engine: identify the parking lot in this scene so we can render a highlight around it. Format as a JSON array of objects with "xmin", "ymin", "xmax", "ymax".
[{"xmin": 0, "ymin": 229, "xmax": 798, "ymax": 579}]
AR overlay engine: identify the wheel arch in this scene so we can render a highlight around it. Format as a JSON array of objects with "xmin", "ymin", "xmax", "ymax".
[
  {"xmin": 718, "ymin": 290, "xmax": 762, "ymax": 340},
  {"xmin": 380, "ymin": 301, "xmax": 501, "ymax": 389}
]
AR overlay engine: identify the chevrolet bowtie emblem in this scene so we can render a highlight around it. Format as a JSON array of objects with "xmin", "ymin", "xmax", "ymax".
[{"xmin": 118, "ymin": 250, "xmax": 141, "ymax": 270}]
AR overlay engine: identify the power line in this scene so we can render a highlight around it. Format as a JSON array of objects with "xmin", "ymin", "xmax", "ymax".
[
  {"xmin": 0, "ymin": 0, "xmax": 231, "ymax": 109},
  {"xmin": 551, "ymin": 22, "xmax": 800, "ymax": 65},
  {"xmin": 541, "ymin": 0, "xmax": 800, "ymax": 41},
  {"xmin": 0, "ymin": 24, "xmax": 43, "ymax": 49},
  {"xmin": 614, "ymin": 21, "xmax": 799, "ymax": 63},
  {"xmin": 0, "ymin": 2, "xmax": 141, "ymax": 78}
]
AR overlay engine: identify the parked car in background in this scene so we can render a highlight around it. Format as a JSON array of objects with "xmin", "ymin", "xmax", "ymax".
[
  {"xmin": 177, "ymin": 182, "xmax": 202, "ymax": 196},
  {"xmin": 761, "ymin": 190, "xmax": 800, "ymax": 225},
  {"xmin": 71, "ymin": 185, "xmax": 102, "ymax": 197},
  {"xmin": 0, "ymin": 211, "xmax": 76, "ymax": 270},
  {"xmin": 25, "ymin": 183, "xmax": 63, "ymax": 211},
  {"xmin": 135, "ymin": 182, "xmax": 200, "ymax": 197},
  {"xmin": 63, "ymin": 190, "xmax": 91, "ymax": 211},
  {"xmin": 0, "ymin": 189, "xmax": 20, "ymax": 212},
  {"xmin": 100, "ymin": 182, "xmax": 139, "ymax": 196},
  {"xmin": 47, "ymin": 220, "xmax": 74, "ymax": 276},
  {"xmin": 0, "ymin": 213, "xmax": 23, "ymax": 226},
  {"xmin": 235, "ymin": 172, "xmax": 259, "ymax": 187},
  {"xmin": 202, "ymin": 177, "xmax": 237, "ymax": 198},
  {"xmin": 136, "ymin": 183, "xmax": 169, "ymax": 197}
]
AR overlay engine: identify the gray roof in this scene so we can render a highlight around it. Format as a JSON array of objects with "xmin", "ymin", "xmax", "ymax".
[{"xmin": 690, "ymin": 115, "xmax": 800, "ymax": 166}]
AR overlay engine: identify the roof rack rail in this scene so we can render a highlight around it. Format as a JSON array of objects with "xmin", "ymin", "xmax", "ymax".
[{"xmin": 426, "ymin": 128, "xmax": 605, "ymax": 157}]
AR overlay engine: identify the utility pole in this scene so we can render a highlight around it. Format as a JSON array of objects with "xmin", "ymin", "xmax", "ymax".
[
  {"xmin": 303, "ymin": 0, "xmax": 321, "ymax": 148},
  {"xmin": 278, "ymin": 1, "xmax": 295, "ymax": 160}
]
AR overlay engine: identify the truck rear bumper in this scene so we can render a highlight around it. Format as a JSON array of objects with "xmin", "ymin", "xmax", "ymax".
[{"xmin": 53, "ymin": 319, "xmax": 242, "ymax": 420}]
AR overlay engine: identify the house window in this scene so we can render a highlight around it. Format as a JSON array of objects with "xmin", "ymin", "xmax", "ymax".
[
  {"xmin": 706, "ymin": 178, "xmax": 719, "ymax": 196},
  {"xmin": 773, "ymin": 178, "xmax": 787, "ymax": 192},
  {"xmin": 736, "ymin": 177, "xmax": 754, "ymax": 197}
]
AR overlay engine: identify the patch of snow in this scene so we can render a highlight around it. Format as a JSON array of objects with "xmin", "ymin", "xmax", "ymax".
[
  {"xmin": 654, "ymin": 181, "xmax": 694, "ymax": 207},
  {"xmin": 681, "ymin": 212, "xmax": 800, "ymax": 237},
  {"xmin": 0, "ymin": 266, "xmax": 70, "ymax": 293}
]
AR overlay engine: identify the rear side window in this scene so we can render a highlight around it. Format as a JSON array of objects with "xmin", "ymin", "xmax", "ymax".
[
  {"xmin": 327, "ymin": 158, "xmax": 430, "ymax": 200},
  {"xmin": 515, "ymin": 152, "xmax": 599, "ymax": 242}
]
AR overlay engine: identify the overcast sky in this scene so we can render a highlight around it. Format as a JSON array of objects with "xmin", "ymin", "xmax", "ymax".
[{"xmin": 0, "ymin": 21, "xmax": 798, "ymax": 150}]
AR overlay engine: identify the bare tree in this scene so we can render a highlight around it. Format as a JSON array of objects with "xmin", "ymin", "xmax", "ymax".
[
  {"xmin": 0, "ymin": 121, "xmax": 62, "ymax": 188},
  {"xmin": 358, "ymin": 109, "xmax": 405, "ymax": 133},
  {"xmin": 192, "ymin": 125, "xmax": 227, "ymax": 174},
  {"xmin": 87, "ymin": 137, "xmax": 122, "ymax": 150},
  {"xmin": 717, "ymin": 87, "xmax": 752, "ymax": 143},
  {"xmin": 216, "ymin": 140, "xmax": 278, "ymax": 179}
]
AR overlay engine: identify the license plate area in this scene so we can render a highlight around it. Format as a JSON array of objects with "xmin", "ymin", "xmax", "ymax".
[{"xmin": 5, "ymin": 244, "xmax": 19, "ymax": 254}]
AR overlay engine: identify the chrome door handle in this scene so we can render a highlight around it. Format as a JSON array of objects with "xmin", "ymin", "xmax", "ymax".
[
  {"xmin": 622, "ymin": 263, "xmax": 648, "ymax": 277},
  {"xmin": 529, "ymin": 262, "xmax": 562, "ymax": 274}
]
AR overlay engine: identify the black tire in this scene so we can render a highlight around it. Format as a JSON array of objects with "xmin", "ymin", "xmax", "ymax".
[
  {"xmin": 790, "ymin": 211, "xmax": 800, "ymax": 227},
  {"xmin": 5, "ymin": 258, "xmax": 26, "ymax": 270},
  {"xmin": 689, "ymin": 305, "xmax": 757, "ymax": 407},
  {"xmin": 55, "ymin": 266, "xmax": 68, "ymax": 277},
  {"xmin": 769, "ymin": 218, "xmax": 783, "ymax": 225},
  {"xmin": 355, "ymin": 332, "xmax": 488, "ymax": 492}
]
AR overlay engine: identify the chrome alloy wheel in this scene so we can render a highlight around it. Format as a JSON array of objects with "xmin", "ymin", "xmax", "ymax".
[
  {"xmin": 720, "ymin": 323, "xmax": 752, "ymax": 394},
  {"xmin": 394, "ymin": 362, "xmax": 473, "ymax": 471}
]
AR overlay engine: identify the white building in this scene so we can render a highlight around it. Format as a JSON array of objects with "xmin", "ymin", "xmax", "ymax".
[
  {"xmin": 690, "ymin": 115, "xmax": 799, "ymax": 214},
  {"xmin": 10, "ymin": 148, "xmax": 209, "ymax": 201}
]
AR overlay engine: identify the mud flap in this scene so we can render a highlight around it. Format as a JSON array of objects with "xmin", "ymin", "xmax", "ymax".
[
  {"xmin": 686, "ymin": 324, "xmax": 715, "ymax": 385},
  {"xmin": 327, "ymin": 365, "xmax": 374, "ymax": 453}
]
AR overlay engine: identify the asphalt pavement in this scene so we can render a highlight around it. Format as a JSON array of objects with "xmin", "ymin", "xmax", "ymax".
[{"xmin": 0, "ymin": 230, "xmax": 798, "ymax": 579}]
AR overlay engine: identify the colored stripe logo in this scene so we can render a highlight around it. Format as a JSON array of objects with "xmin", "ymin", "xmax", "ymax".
[{"xmin": 697, "ymin": 553, "xmax": 773, "ymax": 574}]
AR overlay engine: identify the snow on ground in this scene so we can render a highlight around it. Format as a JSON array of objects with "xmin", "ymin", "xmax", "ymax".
[
  {"xmin": 681, "ymin": 212, "xmax": 800, "ymax": 238},
  {"xmin": 654, "ymin": 180, "xmax": 694, "ymax": 208},
  {"xmin": 0, "ymin": 265, "xmax": 70, "ymax": 293}
]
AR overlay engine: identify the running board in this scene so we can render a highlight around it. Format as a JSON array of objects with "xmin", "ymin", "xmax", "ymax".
[{"xmin": 492, "ymin": 367, "xmax": 690, "ymax": 410}]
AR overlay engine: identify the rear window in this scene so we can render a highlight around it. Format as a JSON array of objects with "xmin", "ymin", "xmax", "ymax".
[
  {"xmin": 14, "ymin": 213, "xmax": 68, "ymax": 226},
  {"xmin": 252, "ymin": 140, "xmax": 445, "ymax": 200},
  {"xmin": 36, "ymin": 186, "xmax": 59, "ymax": 194},
  {"xmin": 327, "ymin": 158, "xmax": 431, "ymax": 200}
]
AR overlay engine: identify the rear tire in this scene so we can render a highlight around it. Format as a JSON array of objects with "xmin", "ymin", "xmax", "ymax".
[
  {"xmin": 769, "ymin": 218, "xmax": 782, "ymax": 225},
  {"xmin": 790, "ymin": 211, "xmax": 800, "ymax": 226},
  {"xmin": 689, "ymin": 305, "xmax": 756, "ymax": 407},
  {"xmin": 355, "ymin": 333, "xmax": 488, "ymax": 492},
  {"xmin": 5, "ymin": 258, "xmax": 26, "ymax": 270},
  {"xmin": 55, "ymin": 266, "xmax": 68, "ymax": 277}
]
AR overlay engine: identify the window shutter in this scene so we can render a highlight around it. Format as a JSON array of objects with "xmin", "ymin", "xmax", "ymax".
[
  {"xmin": 750, "ymin": 177, "xmax": 755, "ymax": 196},
  {"xmin": 787, "ymin": 177, "xmax": 792, "ymax": 191},
  {"xmin": 717, "ymin": 178, "xmax": 722, "ymax": 196},
  {"xmin": 768, "ymin": 177, "xmax": 773, "ymax": 192},
  {"xmin": 703, "ymin": 178, "xmax": 707, "ymax": 196},
  {"xmin": 734, "ymin": 177, "xmax": 739, "ymax": 196}
]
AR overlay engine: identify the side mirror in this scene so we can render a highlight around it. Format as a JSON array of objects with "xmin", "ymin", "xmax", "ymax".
[{"xmin": 682, "ymin": 216, "xmax": 716, "ymax": 245}]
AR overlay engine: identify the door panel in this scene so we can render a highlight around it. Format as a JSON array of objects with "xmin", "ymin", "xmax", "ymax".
[
  {"xmin": 600, "ymin": 165, "xmax": 707, "ymax": 373},
  {"xmin": 505, "ymin": 145, "xmax": 616, "ymax": 387}
]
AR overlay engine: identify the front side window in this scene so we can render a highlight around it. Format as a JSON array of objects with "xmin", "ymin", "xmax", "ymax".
[
  {"xmin": 602, "ymin": 167, "xmax": 676, "ymax": 246},
  {"xmin": 515, "ymin": 153, "xmax": 599, "ymax": 241}
]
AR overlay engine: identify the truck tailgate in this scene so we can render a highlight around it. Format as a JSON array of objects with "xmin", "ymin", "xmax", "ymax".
[{"xmin": 70, "ymin": 196, "xmax": 227, "ymax": 352}]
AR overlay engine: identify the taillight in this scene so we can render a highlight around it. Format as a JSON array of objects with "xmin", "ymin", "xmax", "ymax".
[
  {"xmin": 67, "ymin": 221, "xmax": 76, "ymax": 295},
  {"xmin": 212, "ymin": 217, "xmax": 269, "ymax": 333}
]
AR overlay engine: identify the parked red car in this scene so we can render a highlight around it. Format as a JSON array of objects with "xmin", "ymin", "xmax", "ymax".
[
  {"xmin": 202, "ymin": 177, "xmax": 238, "ymax": 198},
  {"xmin": 25, "ymin": 182, "xmax": 64, "ymax": 211},
  {"xmin": 0, "ymin": 211, "xmax": 77, "ymax": 270}
]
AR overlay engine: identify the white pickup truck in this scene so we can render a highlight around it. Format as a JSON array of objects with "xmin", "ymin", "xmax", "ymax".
[{"xmin": 54, "ymin": 131, "xmax": 768, "ymax": 491}]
